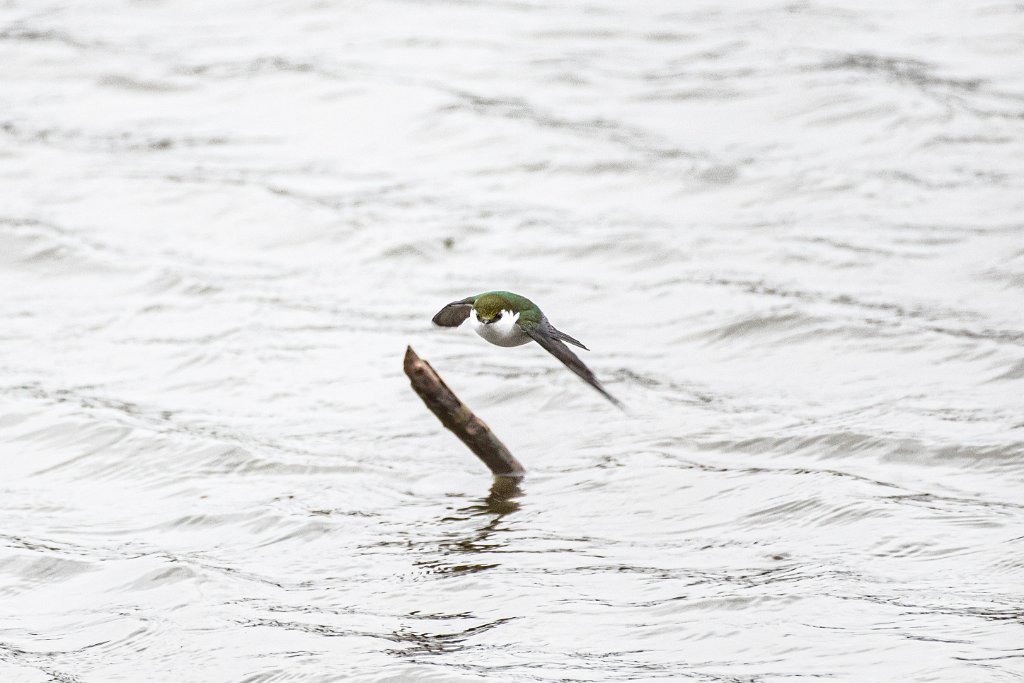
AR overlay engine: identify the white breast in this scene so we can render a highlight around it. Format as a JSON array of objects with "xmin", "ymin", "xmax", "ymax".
[{"xmin": 471, "ymin": 309, "xmax": 532, "ymax": 347}]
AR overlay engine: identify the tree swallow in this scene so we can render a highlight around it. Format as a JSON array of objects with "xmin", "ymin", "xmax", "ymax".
[{"xmin": 432, "ymin": 291, "xmax": 622, "ymax": 408}]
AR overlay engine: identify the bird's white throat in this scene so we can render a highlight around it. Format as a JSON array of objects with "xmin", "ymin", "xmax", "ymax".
[{"xmin": 471, "ymin": 309, "xmax": 532, "ymax": 347}]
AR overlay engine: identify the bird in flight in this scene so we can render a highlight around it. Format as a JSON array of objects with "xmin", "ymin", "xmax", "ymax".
[{"xmin": 431, "ymin": 290, "xmax": 622, "ymax": 409}]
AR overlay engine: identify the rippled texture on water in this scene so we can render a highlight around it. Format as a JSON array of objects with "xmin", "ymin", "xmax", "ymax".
[{"xmin": 2, "ymin": 1, "xmax": 1023, "ymax": 681}]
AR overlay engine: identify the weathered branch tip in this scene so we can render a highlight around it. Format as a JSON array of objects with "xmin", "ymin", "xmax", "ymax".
[{"xmin": 404, "ymin": 346, "xmax": 525, "ymax": 478}]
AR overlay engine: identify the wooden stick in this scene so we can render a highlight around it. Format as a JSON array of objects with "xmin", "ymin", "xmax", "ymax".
[{"xmin": 404, "ymin": 346, "xmax": 525, "ymax": 477}]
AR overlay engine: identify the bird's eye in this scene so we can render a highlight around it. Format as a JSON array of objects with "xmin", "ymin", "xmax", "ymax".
[{"xmin": 493, "ymin": 312, "xmax": 502, "ymax": 321}]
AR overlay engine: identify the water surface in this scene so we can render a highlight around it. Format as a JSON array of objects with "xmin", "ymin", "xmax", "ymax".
[{"xmin": 2, "ymin": 1, "xmax": 1023, "ymax": 681}]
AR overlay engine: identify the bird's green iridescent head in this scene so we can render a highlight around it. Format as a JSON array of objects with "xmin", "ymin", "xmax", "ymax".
[
  {"xmin": 473, "ymin": 293, "xmax": 510, "ymax": 322},
  {"xmin": 472, "ymin": 291, "xmax": 539, "ymax": 323}
]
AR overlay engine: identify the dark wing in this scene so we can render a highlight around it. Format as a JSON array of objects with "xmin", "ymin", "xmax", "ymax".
[
  {"xmin": 432, "ymin": 299, "xmax": 473, "ymax": 327},
  {"xmin": 521, "ymin": 321, "xmax": 623, "ymax": 409}
]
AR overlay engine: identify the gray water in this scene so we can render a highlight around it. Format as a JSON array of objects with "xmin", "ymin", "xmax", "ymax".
[{"xmin": 2, "ymin": 1, "xmax": 1024, "ymax": 681}]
